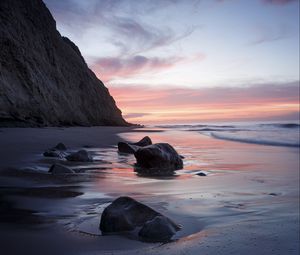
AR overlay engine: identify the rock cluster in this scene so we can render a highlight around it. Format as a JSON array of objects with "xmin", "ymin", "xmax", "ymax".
[{"xmin": 118, "ymin": 137, "xmax": 183, "ymax": 175}]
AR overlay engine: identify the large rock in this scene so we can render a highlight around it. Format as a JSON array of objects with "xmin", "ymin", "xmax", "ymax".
[
  {"xmin": 0, "ymin": 0, "xmax": 128, "ymax": 127},
  {"xmin": 49, "ymin": 164, "xmax": 74, "ymax": 174},
  {"xmin": 118, "ymin": 136, "xmax": 152, "ymax": 154},
  {"xmin": 134, "ymin": 143, "xmax": 183, "ymax": 170},
  {"xmin": 66, "ymin": 150, "xmax": 93, "ymax": 162},
  {"xmin": 100, "ymin": 196, "xmax": 180, "ymax": 242}
]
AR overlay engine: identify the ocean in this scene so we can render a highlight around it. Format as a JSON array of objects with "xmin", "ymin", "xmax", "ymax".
[{"xmin": 155, "ymin": 121, "xmax": 300, "ymax": 148}]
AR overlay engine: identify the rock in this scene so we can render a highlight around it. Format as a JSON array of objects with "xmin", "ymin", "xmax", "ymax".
[
  {"xmin": 118, "ymin": 142, "xmax": 139, "ymax": 154},
  {"xmin": 43, "ymin": 150, "xmax": 65, "ymax": 158},
  {"xmin": 54, "ymin": 143, "xmax": 67, "ymax": 151},
  {"xmin": 118, "ymin": 136, "xmax": 152, "ymax": 154},
  {"xmin": 0, "ymin": 0, "xmax": 128, "ymax": 127},
  {"xmin": 139, "ymin": 215, "xmax": 180, "ymax": 242},
  {"xmin": 134, "ymin": 143, "xmax": 183, "ymax": 170},
  {"xmin": 49, "ymin": 164, "xmax": 74, "ymax": 174},
  {"xmin": 99, "ymin": 196, "xmax": 180, "ymax": 240},
  {"xmin": 66, "ymin": 150, "xmax": 93, "ymax": 162},
  {"xmin": 100, "ymin": 196, "xmax": 159, "ymax": 233},
  {"xmin": 43, "ymin": 143, "xmax": 67, "ymax": 157},
  {"xmin": 132, "ymin": 136, "xmax": 152, "ymax": 147},
  {"xmin": 196, "ymin": 172, "xmax": 207, "ymax": 176}
]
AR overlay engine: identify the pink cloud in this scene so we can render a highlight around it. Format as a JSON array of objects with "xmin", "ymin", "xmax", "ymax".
[
  {"xmin": 109, "ymin": 81, "xmax": 300, "ymax": 123},
  {"xmin": 91, "ymin": 55, "xmax": 184, "ymax": 82}
]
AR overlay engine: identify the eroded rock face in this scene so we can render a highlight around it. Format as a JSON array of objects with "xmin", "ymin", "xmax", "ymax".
[
  {"xmin": 49, "ymin": 164, "xmax": 74, "ymax": 174},
  {"xmin": 66, "ymin": 150, "xmax": 93, "ymax": 162},
  {"xmin": 0, "ymin": 0, "xmax": 127, "ymax": 127},
  {"xmin": 100, "ymin": 196, "xmax": 160, "ymax": 233},
  {"xmin": 134, "ymin": 143, "xmax": 183, "ymax": 170},
  {"xmin": 118, "ymin": 136, "xmax": 152, "ymax": 154},
  {"xmin": 139, "ymin": 215, "xmax": 180, "ymax": 242},
  {"xmin": 99, "ymin": 196, "xmax": 180, "ymax": 242}
]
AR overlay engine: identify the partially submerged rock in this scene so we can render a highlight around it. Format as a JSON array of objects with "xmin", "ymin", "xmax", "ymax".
[
  {"xmin": 48, "ymin": 164, "xmax": 74, "ymax": 174},
  {"xmin": 43, "ymin": 143, "xmax": 67, "ymax": 158},
  {"xmin": 196, "ymin": 172, "xmax": 207, "ymax": 176},
  {"xmin": 66, "ymin": 150, "xmax": 93, "ymax": 162},
  {"xmin": 43, "ymin": 150, "xmax": 65, "ymax": 158},
  {"xmin": 134, "ymin": 143, "xmax": 183, "ymax": 171},
  {"xmin": 118, "ymin": 136, "xmax": 152, "ymax": 154},
  {"xmin": 100, "ymin": 196, "xmax": 180, "ymax": 242},
  {"xmin": 133, "ymin": 136, "xmax": 152, "ymax": 147},
  {"xmin": 117, "ymin": 142, "xmax": 139, "ymax": 154}
]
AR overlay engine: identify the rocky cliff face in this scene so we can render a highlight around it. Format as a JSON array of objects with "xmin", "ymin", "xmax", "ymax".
[{"xmin": 0, "ymin": 0, "xmax": 128, "ymax": 127}]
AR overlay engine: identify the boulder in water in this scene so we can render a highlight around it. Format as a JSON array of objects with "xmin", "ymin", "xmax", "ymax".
[
  {"xmin": 100, "ymin": 196, "xmax": 180, "ymax": 242},
  {"xmin": 66, "ymin": 150, "xmax": 93, "ymax": 162},
  {"xmin": 118, "ymin": 136, "xmax": 152, "ymax": 154},
  {"xmin": 49, "ymin": 164, "xmax": 74, "ymax": 174},
  {"xmin": 134, "ymin": 143, "xmax": 183, "ymax": 171},
  {"xmin": 139, "ymin": 215, "xmax": 180, "ymax": 242},
  {"xmin": 43, "ymin": 143, "xmax": 67, "ymax": 158}
]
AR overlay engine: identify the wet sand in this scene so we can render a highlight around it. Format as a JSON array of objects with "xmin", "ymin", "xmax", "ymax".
[{"xmin": 0, "ymin": 127, "xmax": 299, "ymax": 255}]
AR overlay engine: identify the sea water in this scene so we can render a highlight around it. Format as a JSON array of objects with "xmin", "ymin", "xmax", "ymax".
[{"xmin": 155, "ymin": 121, "xmax": 300, "ymax": 148}]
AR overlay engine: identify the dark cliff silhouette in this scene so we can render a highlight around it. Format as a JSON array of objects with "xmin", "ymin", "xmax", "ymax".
[{"xmin": 0, "ymin": 0, "xmax": 128, "ymax": 127}]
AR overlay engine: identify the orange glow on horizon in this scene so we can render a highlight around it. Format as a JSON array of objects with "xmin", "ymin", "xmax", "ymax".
[{"xmin": 109, "ymin": 85, "xmax": 300, "ymax": 124}]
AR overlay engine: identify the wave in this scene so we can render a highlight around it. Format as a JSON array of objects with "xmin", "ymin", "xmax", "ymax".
[
  {"xmin": 259, "ymin": 123, "xmax": 300, "ymax": 129},
  {"xmin": 188, "ymin": 128, "xmax": 246, "ymax": 132},
  {"xmin": 210, "ymin": 132, "xmax": 300, "ymax": 148},
  {"xmin": 155, "ymin": 124, "xmax": 236, "ymax": 129}
]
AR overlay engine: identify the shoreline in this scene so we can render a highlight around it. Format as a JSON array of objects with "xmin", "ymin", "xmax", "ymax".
[{"xmin": 0, "ymin": 126, "xmax": 299, "ymax": 255}]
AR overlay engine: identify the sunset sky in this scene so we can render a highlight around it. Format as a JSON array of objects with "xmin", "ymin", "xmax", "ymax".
[{"xmin": 45, "ymin": 0, "xmax": 299, "ymax": 124}]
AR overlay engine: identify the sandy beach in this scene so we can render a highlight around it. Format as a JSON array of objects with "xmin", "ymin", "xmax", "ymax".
[{"xmin": 0, "ymin": 126, "xmax": 299, "ymax": 255}]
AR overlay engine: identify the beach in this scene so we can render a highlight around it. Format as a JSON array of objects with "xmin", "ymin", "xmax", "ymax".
[{"xmin": 0, "ymin": 126, "xmax": 299, "ymax": 255}]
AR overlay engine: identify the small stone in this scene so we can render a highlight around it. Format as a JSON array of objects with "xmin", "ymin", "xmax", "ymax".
[
  {"xmin": 54, "ymin": 142, "xmax": 67, "ymax": 151},
  {"xmin": 196, "ymin": 172, "xmax": 207, "ymax": 176},
  {"xmin": 49, "ymin": 164, "xmax": 74, "ymax": 174},
  {"xmin": 66, "ymin": 150, "xmax": 93, "ymax": 162}
]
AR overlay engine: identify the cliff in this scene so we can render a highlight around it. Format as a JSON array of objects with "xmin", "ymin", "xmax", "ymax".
[{"xmin": 0, "ymin": 0, "xmax": 128, "ymax": 127}]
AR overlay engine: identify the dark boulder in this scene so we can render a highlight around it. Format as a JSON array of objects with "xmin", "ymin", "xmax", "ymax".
[
  {"xmin": 117, "ymin": 142, "xmax": 139, "ymax": 154},
  {"xmin": 133, "ymin": 136, "xmax": 152, "ymax": 147},
  {"xmin": 43, "ymin": 150, "xmax": 65, "ymax": 158},
  {"xmin": 48, "ymin": 164, "xmax": 74, "ymax": 174},
  {"xmin": 139, "ymin": 215, "xmax": 180, "ymax": 242},
  {"xmin": 100, "ymin": 196, "xmax": 159, "ymax": 233},
  {"xmin": 134, "ymin": 143, "xmax": 183, "ymax": 170},
  {"xmin": 100, "ymin": 197, "xmax": 180, "ymax": 242},
  {"xmin": 118, "ymin": 136, "xmax": 152, "ymax": 154},
  {"xmin": 53, "ymin": 143, "xmax": 67, "ymax": 151},
  {"xmin": 66, "ymin": 150, "xmax": 93, "ymax": 162},
  {"xmin": 43, "ymin": 143, "xmax": 67, "ymax": 158}
]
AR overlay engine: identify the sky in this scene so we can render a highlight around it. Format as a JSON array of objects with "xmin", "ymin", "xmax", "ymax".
[{"xmin": 44, "ymin": 0, "xmax": 299, "ymax": 124}]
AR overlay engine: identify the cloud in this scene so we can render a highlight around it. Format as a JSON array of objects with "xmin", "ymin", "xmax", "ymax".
[
  {"xmin": 123, "ymin": 113, "xmax": 152, "ymax": 119},
  {"xmin": 249, "ymin": 24, "xmax": 292, "ymax": 45},
  {"xmin": 44, "ymin": 0, "xmax": 196, "ymax": 55},
  {"xmin": 262, "ymin": 0, "xmax": 298, "ymax": 5},
  {"xmin": 109, "ymin": 81, "xmax": 300, "ymax": 123},
  {"xmin": 91, "ymin": 55, "xmax": 184, "ymax": 82}
]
